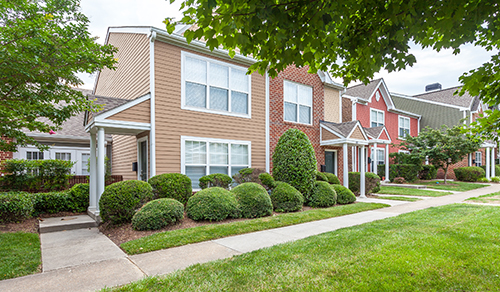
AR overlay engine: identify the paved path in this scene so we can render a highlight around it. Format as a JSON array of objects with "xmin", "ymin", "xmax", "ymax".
[{"xmin": 1, "ymin": 184, "xmax": 500, "ymax": 292}]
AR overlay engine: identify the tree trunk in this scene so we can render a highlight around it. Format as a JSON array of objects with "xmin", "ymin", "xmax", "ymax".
[{"xmin": 443, "ymin": 165, "xmax": 449, "ymax": 184}]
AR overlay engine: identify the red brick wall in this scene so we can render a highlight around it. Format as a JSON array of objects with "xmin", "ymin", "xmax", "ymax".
[
  {"xmin": 436, "ymin": 148, "xmax": 486, "ymax": 180},
  {"xmin": 0, "ymin": 137, "xmax": 13, "ymax": 171}
]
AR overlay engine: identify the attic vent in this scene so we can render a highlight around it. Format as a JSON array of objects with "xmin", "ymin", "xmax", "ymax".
[{"xmin": 425, "ymin": 83, "xmax": 442, "ymax": 92}]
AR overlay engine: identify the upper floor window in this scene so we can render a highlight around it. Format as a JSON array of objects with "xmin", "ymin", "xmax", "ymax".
[
  {"xmin": 284, "ymin": 80, "xmax": 313, "ymax": 124},
  {"xmin": 370, "ymin": 109, "xmax": 384, "ymax": 127},
  {"xmin": 182, "ymin": 52, "xmax": 251, "ymax": 117},
  {"xmin": 399, "ymin": 116, "xmax": 410, "ymax": 138}
]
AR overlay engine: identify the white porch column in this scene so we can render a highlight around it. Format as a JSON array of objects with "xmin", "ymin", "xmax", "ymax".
[
  {"xmin": 468, "ymin": 153, "xmax": 472, "ymax": 167},
  {"xmin": 486, "ymin": 147, "xmax": 491, "ymax": 180},
  {"xmin": 352, "ymin": 146, "xmax": 356, "ymax": 172},
  {"xmin": 97, "ymin": 127, "xmax": 106, "ymax": 211},
  {"xmin": 373, "ymin": 143, "xmax": 378, "ymax": 175},
  {"xmin": 343, "ymin": 143, "xmax": 349, "ymax": 187},
  {"xmin": 360, "ymin": 145, "xmax": 366, "ymax": 198},
  {"xmin": 385, "ymin": 144, "xmax": 390, "ymax": 182},
  {"xmin": 491, "ymin": 147, "xmax": 496, "ymax": 178},
  {"xmin": 89, "ymin": 132, "xmax": 97, "ymax": 211}
]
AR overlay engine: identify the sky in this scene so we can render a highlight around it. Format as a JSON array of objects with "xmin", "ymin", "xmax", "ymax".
[{"xmin": 77, "ymin": 0, "xmax": 496, "ymax": 96}]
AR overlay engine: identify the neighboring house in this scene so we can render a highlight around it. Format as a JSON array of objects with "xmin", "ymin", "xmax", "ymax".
[
  {"xmin": 392, "ymin": 85, "xmax": 496, "ymax": 179},
  {"xmin": 84, "ymin": 26, "xmax": 268, "ymax": 217},
  {"xmin": 1, "ymin": 89, "xmax": 112, "ymax": 176},
  {"xmin": 343, "ymin": 79, "xmax": 421, "ymax": 176}
]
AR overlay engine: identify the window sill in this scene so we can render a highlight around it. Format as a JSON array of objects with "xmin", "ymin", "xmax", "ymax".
[{"xmin": 181, "ymin": 105, "xmax": 251, "ymax": 119}]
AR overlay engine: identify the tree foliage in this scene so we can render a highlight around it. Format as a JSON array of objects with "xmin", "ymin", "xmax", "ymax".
[
  {"xmin": 398, "ymin": 126, "xmax": 481, "ymax": 183},
  {"xmin": 0, "ymin": 0, "xmax": 117, "ymax": 152},
  {"xmin": 165, "ymin": 0, "xmax": 500, "ymax": 139}
]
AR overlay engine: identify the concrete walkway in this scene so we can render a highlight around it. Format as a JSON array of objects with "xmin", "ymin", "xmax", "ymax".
[{"xmin": 1, "ymin": 184, "xmax": 500, "ymax": 292}]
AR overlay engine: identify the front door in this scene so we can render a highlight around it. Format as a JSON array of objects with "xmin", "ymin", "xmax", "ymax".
[
  {"xmin": 325, "ymin": 151, "xmax": 336, "ymax": 175},
  {"xmin": 139, "ymin": 140, "xmax": 148, "ymax": 181}
]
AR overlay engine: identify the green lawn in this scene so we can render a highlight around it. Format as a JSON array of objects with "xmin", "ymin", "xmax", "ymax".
[
  {"xmin": 121, "ymin": 202, "xmax": 388, "ymax": 255},
  {"xmin": 416, "ymin": 180, "xmax": 488, "ymax": 192},
  {"xmin": 0, "ymin": 232, "xmax": 41, "ymax": 280},
  {"xmin": 109, "ymin": 204, "xmax": 500, "ymax": 291},
  {"xmin": 379, "ymin": 186, "xmax": 452, "ymax": 197},
  {"xmin": 375, "ymin": 195, "xmax": 422, "ymax": 202},
  {"xmin": 466, "ymin": 191, "xmax": 500, "ymax": 204}
]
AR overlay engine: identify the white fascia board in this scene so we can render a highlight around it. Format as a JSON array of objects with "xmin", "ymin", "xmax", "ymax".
[
  {"xmin": 26, "ymin": 132, "xmax": 90, "ymax": 141},
  {"xmin": 367, "ymin": 79, "xmax": 383, "ymax": 103},
  {"xmin": 94, "ymin": 93, "xmax": 151, "ymax": 121},
  {"xmin": 321, "ymin": 138, "xmax": 369, "ymax": 146},
  {"xmin": 317, "ymin": 70, "xmax": 344, "ymax": 90},
  {"xmin": 391, "ymin": 92, "xmax": 469, "ymax": 110},
  {"xmin": 368, "ymin": 139, "xmax": 392, "ymax": 144},
  {"xmin": 481, "ymin": 142, "xmax": 496, "ymax": 148},
  {"xmin": 379, "ymin": 127, "xmax": 392, "ymax": 141},
  {"xmin": 94, "ymin": 120, "xmax": 151, "ymax": 130},
  {"xmin": 320, "ymin": 124, "xmax": 346, "ymax": 139},
  {"xmin": 388, "ymin": 108, "xmax": 421, "ymax": 119}
]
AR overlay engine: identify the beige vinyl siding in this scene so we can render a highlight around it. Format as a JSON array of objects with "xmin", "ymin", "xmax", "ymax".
[
  {"xmin": 107, "ymin": 100, "xmax": 151, "ymax": 123},
  {"xmin": 322, "ymin": 128, "xmax": 340, "ymax": 141},
  {"xmin": 111, "ymin": 135, "xmax": 137, "ymax": 180},
  {"xmin": 94, "ymin": 33, "xmax": 150, "ymax": 100},
  {"xmin": 154, "ymin": 42, "xmax": 266, "ymax": 174},
  {"xmin": 324, "ymin": 88, "xmax": 340, "ymax": 123},
  {"xmin": 350, "ymin": 127, "xmax": 366, "ymax": 140}
]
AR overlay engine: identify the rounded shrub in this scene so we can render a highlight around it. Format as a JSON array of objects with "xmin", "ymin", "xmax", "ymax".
[
  {"xmin": 316, "ymin": 171, "xmax": 328, "ymax": 182},
  {"xmin": 232, "ymin": 168, "xmax": 267, "ymax": 185},
  {"xmin": 186, "ymin": 187, "xmax": 240, "ymax": 221},
  {"xmin": 348, "ymin": 172, "xmax": 381, "ymax": 195},
  {"xmin": 478, "ymin": 177, "xmax": 490, "ymax": 182},
  {"xmin": 324, "ymin": 173, "xmax": 341, "ymax": 185},
  {"xmin": 454, "ymin": 166, "xmax": 486, "ymax": 182},
  {"xmin": 231, "ymin": 183, "xmax": 273, "ymax": 218},
  {"xmin": 199, "ymin": 173, "xmax": 232, "ymax": 189},
  {"xmin": 308, "ymin": 181, "xmax": 337, "ymax": 208},
  {"xmin": 491, "ymin": 176, "xmax": 500, "ymax": 183},
  {"xmin": 68, "ymin": 183, "xmax": 89, "ymax": 212},
  {"xmin": 269, "ymin": 182, "xmax": 304, "ymax": 212},
  {"xmin": 332, "ymin": 185, "xmax": 356, "ymax": 204},
  {"xmin": 272, "ymin": 129, "xmax": 317, "ymax": 197},
  {"xmin": 131, "ymin": 198, "xmax": 184, "ymax": 231},
  {"xmin": 258, "ymin": 173, "xmax": 276, "ymax": 190},
  {"xmin": 0, "ymin": 192, "xmax": 35, "ymax": 223},
  {"xmin": 148, "ymin": 173, "xmax": 192, "ymax": 204},
  {"xmin": 99, "ymin": 180, "xmax": 153, "ymax": 225}
]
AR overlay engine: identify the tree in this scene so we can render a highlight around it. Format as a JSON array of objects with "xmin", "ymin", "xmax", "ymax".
[
  {"xmin": 165, "ymin": 0, "xmax": 500, "ymax": 139},
  {"xmin": 398, "ymin": 126, "xmax": 481, "ymax": 183},
  {"xmin": 0, "ymin": 0, "xmax": 117, "ymax": 152}
]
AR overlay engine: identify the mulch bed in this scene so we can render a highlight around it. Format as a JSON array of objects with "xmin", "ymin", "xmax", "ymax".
[{"xmin": 0, "ymin": 212, "xmax": 86, "ymax": 234}]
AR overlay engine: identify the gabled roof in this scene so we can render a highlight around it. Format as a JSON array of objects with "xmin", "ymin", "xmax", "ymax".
[
  {"xmin": 322, "ymin": 120, "xmax": 359, "ymax": 138},
  {"xmin": 413, "ymin": 86, "xmax": 476, "ymax": 109},
  {"xmin": 364, "ymin": 126, "xmax": 384, "ymax": 139},
  {"xmin": 92, "ymin": 96, "xmax": 131, "ymax": 117},
  {"xmin": 344, "ymin": 79, "xmax": 382, "ymax": 100}
]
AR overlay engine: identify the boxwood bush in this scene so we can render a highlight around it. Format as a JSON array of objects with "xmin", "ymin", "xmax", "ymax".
[
  {"xmin": 332, "ymin": 185, "xmax": 356, "ymax": 204},
  {"xmin": 419, "ymin": 165, "xmax": 438, "ymax": 180},
  {"xmin": 308, "ymin": 181, "xmax": 337, "ymax": 207},
  {"xmin": 199, "ymin": 173, "xmax": 232, "ymax": 190},
  {"xmin": 269, "ymin": 182, "xmax": 304, "ymax": 212},
  {"xmin": 0, "ymin": 192, "xmax": 35, "ymax": 222},
  {"xmin": 131, "ymin": 198, "xmax": 184, "ymax": 231},
  {"xmin": 231, "ymin": 182, "xmax": 273, "ymax": 218},
  {"xmin": 316, "ymin": 171, "xmax": 329, "ymax": 182},
  {"xmin": 348, "ymin": 172, "xmax": 381, "ymax": 195},
  {"xmin": 34, "ymin": 191, "xmax": 71, "ymax": 214},
  {"xmin": 99, "ymin": 180, "xmax": 153, "ymax": 225},
  {"xmin": 232, "ymin": 168, "xmax": 267, "ymax": 186},
  {"xmin": 454, "ymin": 166, "xmax": 486, "ymax": 182},
  {"xmin": 258, "ymin": 173, "xmax": 276, "ymax": 190},
  {"xmin": 324, "ymin": 173, "xmax": 341, "ymax": 185},
  {"xmin": 186, "ymin": 187, "xmax": 240, "ymax": 221},
  {"xmin": 68, "ymin": 183, "xmax": 89, "ymax": 213},
  {"xmin": 272, "ymin": 129, "xmax": 317, "ymax": 197},
  {"xmin": 148, "ymin": 173, "xmax": 192, "ymax": 204}
]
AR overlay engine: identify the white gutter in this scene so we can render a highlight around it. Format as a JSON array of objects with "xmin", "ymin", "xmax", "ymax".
[{"xmin": 149, "ymin": 30, "xmax": 157, "ymax": 177}]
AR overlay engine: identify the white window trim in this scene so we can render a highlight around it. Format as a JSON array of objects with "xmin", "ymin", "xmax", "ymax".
[
  {"xmin": 399, "ymin": 150, "xmax": 410, "ymax": 154},
  {"xmin": 325, "ymin": 149, "xmax": 338, "ymax": 176},
  {"xmin": 475, "ymin": 151, "xmax": 482, "ymax": 166},
  {"xmin": 283, "ymin": 79, "xmax": 313, "ymax": 125},
  {"xmin": 137, "ymin": 136, "xmax": 148, "ymax": 181},
  {"xmin": 181, "ymin": 136, "xmax": 251, "ymax": 190},
  {"xmin": 180, "ymin": 51, "xmax": 252, "ymax": 119},
  {"xmin": 398, "ymin": 115, "xmax": 411, "ymax": 138},
  {"xmin": 370, "ymin": 108, "xmax": 384, "ymax": 127},
  {"xmin": 371, "ymin": 148, "xmax": 385, "ymax": 165}
]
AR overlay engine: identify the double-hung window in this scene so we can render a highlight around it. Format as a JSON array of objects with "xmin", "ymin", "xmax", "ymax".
[
  {"xmin": 399, "ymin": 116, "xmax": 410, "ymax": 138},
  {"xmin": 370, "ymin": 109, "xmax": 384, "ymax": 127},
  {"xmin": 475, "ymin": 151, "xmax": 482, "ymax": 166},
  {"xmin": 81, "ymin": 153, "xmax": 90, "ymax": 175},
  {"xmin": 182, "ymin": 52, "xmax": 250, "ymax": 117},
  {"xmin": 183, "ymin": 137, "xmax": 250, "ymax": 189},
  {"xmin": 284, "ymin": 80, "xmax": 313, "ymax": 124}
]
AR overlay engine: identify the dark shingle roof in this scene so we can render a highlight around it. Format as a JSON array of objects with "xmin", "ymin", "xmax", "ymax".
[
  {"xmin": 321, "ymin": 120, "xmax": 358, "ymax": 138},
  {"xmin": 91, "ymin": 95, "xmax": 130, "ymax": 117},
  {"xmin": 413, "ymin": 86, "xmax": 474, "ymax": 108},
  {"xmin": 364, "ymin": 126, "xmax": 384, "ymax": 139},
  {"xmin": 345, "ymin": 79, "xmax": 381, "ymax": 99}
]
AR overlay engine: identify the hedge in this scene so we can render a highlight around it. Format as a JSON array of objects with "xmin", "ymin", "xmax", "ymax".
[
  {"xmin": 272, "ymin": 129, "xmax": 317, "ymax": 197},
  {"xmin": 231, "ymin": 182, "xmax": 273, "ymax": 218},
  {"xmin": 132, "ymin": 198, "xmax": 184, "ymax": 231},
  {"xmin": 148, "ymin": 173, "xmax": 192, "ymax": 204},
  {"xmin": 0, "ymin": 192, "xmax": 35, "ymax": 223},
  {"xmin": 186, "ymin": 187, "xmax": 240, "ymax": 221},
  {"xmin": 378, "ymin": 164, "xmax": 421, "ymax": 183},
  {"xmin": 332, "ymin": 185, "xmax": 356, "ymax": 204},
  {"xmin": 99, "ymin": 180, "xmax": 154, "ymax": 225},
  {"xmin": 269, "ymin": 182, "xmax": 304, "ymax": 212},
  {"xmin": 348, "ymin": 172, "xmax": 381, "ymax": 195},
  {"xmin": 199, "ymin": 173, "xmax": 232, "ymax": 190},
  {"xmin": 454, "ymin": 166, "xmax": 486, "ymax": 182},
  {"xmin": 324, "ymin": 173, "xmax": 341, "ymax": 185},
  {"xmin": 308, "ymin": 181, "xmax": 337, "ymax": 207},
  {"xmin": 419, "ymin": 165, "xmax": 437, "ymax": 180}
]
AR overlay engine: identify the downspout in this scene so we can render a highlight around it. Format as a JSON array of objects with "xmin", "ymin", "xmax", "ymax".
[
  {"xmin": 265, "ymin": 70, "xmax": 270, "ymax": 173},
  {"xmin": 417, "ymin": 116, "xmax": 421, "ymax": 134},
  {"xmin": 149, "ymin": 30, "xmax": 157, "ymax": 177}
]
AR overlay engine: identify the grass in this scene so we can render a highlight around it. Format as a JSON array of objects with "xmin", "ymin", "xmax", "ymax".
[
  {"xmin": 379, "ymin": 186, "xmax": 452, "ymax": 197},
  {"xmin": 108, "ymin": 204, "xmax": 500, "ymax": 291},
  {"xmin": 466, "ymin": 191, "xmax": 500, "ymax": 204},
  {"xmin": 0, "ymin": 232, "xmax": 41, "ymax": 280},
  {"xmin": 416, "ymin": 180, "xmax": 488, "ymax": 192},
  {"xmin": 375, "ymin": 195, "xmax": 422, "ymax": 202},
  {"xmin": 121, "ymin": 202, "xmax": 388, "ymax": 255}
]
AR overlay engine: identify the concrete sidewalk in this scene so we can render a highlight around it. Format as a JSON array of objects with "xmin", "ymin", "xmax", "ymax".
[{"xmin": 1, "ymin": 184, "xmax": 499, "ymax": 292}]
